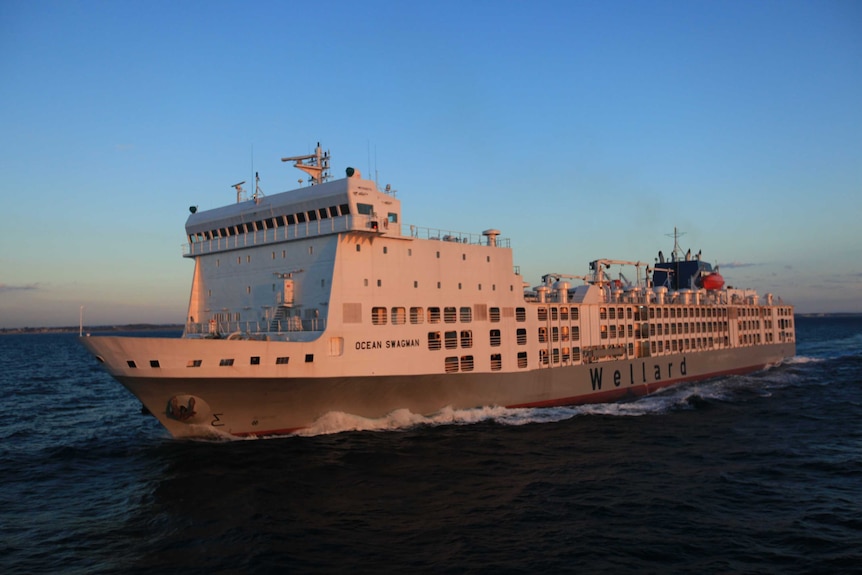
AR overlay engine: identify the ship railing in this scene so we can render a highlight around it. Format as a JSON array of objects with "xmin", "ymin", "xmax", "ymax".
[
  {"xmin": 182, "ymin": 216, "xmax": 512, "ymax": 256},
  {"xmin": 183, "ymin": 215, "xmax": 381, "ymax": 256},
  {"xmin": 184, "ymin": 318, "xmax": 327, "ymax": 336},
  {"xmin": 402, "ymin": 225, "xmax": 511, "ymax": 248}
]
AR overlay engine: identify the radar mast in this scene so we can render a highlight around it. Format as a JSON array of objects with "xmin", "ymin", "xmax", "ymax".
[{"xmin": 281, "ymin": 142, "xmax": 331, "ymax": 185}]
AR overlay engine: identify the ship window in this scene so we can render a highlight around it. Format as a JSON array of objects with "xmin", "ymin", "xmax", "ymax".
[
  {"xmin": 414, "ymin": 281, "xmax": 418, "ymax": 288},
  {"xmin": 572, "ymin": 326, "xmax": 580, "ymax": 341},
  {"xmin": 307, "ymin": 210, "xmax": 318, "ymax": 221},
  {"xmin": 540, "ymin": 349, "xmax": 549, "ymax": 365},
  {"xmin": 296, "ymin": 212, "xmax": 307, "ymax": 223},
  {"xmin": 445, "ymin": 357, "xmax": 459, "ymax": 373},
  {"xmin": 460, "ymin": 307, "xmax": 472, "ymax": 322},
  {"xmin": 516, "ymin": 308, "xmax": 526, "ymax": 322},
  {"xmin": 372, "ymin": 307, "xmax": 387, "ymax": 325},
  {"xmin": 287, "ymin": 214, "xmax": 296, "ymax": 225},
  {"xmin": 552, "ymin": 348, "xmax": 560, "ymax": 364},
  {"xmin": 340, "ymin": 203, "xmax": 350, "ymax": 215},
  {"xmin": 149, "ymin": 360, "xmax": 160, "ymax": 368},
  {"xmin": 383, "ymin": 247, "xmax": 388, "ymax": 254},
  {"xmin": 357, "ymin": 203, "xmax": 373, "ymax": 215},
  {"xmin": 571, "ymin": 307, "xmax": 579, "ymax": 320},
  {"xmin": 428, "ymin": 307, "xmax": 441, "ymax": 323},
  {"xmin": 219, "ymin": 359, "xmax": 234, "ymax": 366},
  {"xmin": 444, "ymin": 307, "xmax": 457, "ymax": 323},
  {"xmin": 517, "ymin": 328, "xmax": 527, "ymax": 345},
  {"xmin": 552, "ymin": 327, "xmax": 559, "ymax": 342},
  {"xmin": 276, "ymin": 357, "xmax": 289, "ymax": 364},
  {"xmin": 250, "ymin": 356, "xmax": 260, "ymax": 365},
  {"xmin": 428, "ymin": 332, "xmax": 441, "ymax": 350},
  {"xmin": 561, "ymin": 307, "xmax": 568, "ymax": 321},
  {"xmin": 490, "ymin": 329, "xmax": 501, "ymax": 346},
  {"xmin": 517, "ymin": 352, "xmax": 528, "ymax": 369},
  {"xmin": 552, "ymin": 308, "xmax": 558, "ymax": 321},
  {"xmin": 609, "ymin": 308, "xmax": 616, "ymax": 320},
  {"xmin": 601, "ymin": 307, "xmax": 608, "ymax": 320},
  {"xmin": 318, "ymin": 208, "xmax": 328, "ymax": 219},
  {"xmin": 491, "ymin": 354, "xmax": 502, "ymax": 371},
  {"xmin": 572, "ymin": 347, "xmax": 581, "ymax": 362},
  {"xmin": 388, "ymin": 213, "xmax": 397, "ymax": 223},
  {"xmin": 490, "ymin": 307, "xmax": 500, "ymax": 322},
  {"xmin": 327, "ymin": 206, "xmax": 337, "ymax": 217},
  {"xmin": 538, "ymin": 327, "xmax": 547, "ymax": 343},
  {"xmin": 538, "ymin": 307, "xmax": 548, "ymax": 321},
  {"xmin": 127, "ymin": 360, "xmax": 137, "ymax": 368},
  {"xmin": 444, "ymin": 331, "xmax": 458, "ymax": 349},
  {"xmin": 305, "ymin": 354, "xmax": 314, "ymax": 363},
  {"xmin": 187, "ymin": 360, "xmax": 202, "ymax": 368},
  {"xmin": 410, "ymin": 307, "xmax": 424, "ymax": 324},
  {"xmin": 460, "ymin": 330, "xmax": 473, "ymax": 348},
  {"xmin": 460, "ymin": 356, "xmax": 474, "ymax": 372},
  {"xmin": 391, "ymin": 307, "xmax": 406, "ymax": 325},
  {"xmin": 356, "ymin": 244, "xmax": 361, "ymax": 252}
]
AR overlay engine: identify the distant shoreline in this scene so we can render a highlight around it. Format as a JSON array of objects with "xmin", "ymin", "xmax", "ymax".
[{"xmin": 0, "ymin": 324, "xmax": 184, "ymax": 335}]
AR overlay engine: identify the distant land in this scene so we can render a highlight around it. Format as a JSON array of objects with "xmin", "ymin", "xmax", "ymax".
[{"xmin": 0, "ymin": 324, "xmax": 184, "ymax": 335}]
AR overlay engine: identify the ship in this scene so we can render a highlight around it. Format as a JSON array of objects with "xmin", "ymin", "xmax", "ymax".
[{"xmin": 82, "ymin": 144, "xmax": 796, "ymax": 438}]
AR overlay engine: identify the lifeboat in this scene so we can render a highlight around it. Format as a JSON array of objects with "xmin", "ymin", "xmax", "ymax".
[{"xmin": 700, "ymin": 272, "xmax": 725, "ymax": 291}]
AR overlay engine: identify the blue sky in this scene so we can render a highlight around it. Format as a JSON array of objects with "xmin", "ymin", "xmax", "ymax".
[{"xmin": 1, "ymin": 0, "xmax": 860, "ymax": 328}]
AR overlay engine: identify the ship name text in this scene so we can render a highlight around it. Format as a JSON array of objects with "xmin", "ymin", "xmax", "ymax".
[
  {"xmin": 589, "ymin": 357, "xmax": 688, "ymax": 390},
  {"xmin": 355, "ymin": 338, "xmax": 422, "ymax": 351}
]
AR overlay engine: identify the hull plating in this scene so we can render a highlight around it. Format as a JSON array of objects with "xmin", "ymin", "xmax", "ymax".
[{"xmin": 96, "ymin": 342, "xmax": 794, "ymax": 438}]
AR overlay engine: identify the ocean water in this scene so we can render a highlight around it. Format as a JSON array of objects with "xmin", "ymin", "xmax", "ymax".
[{"xmin": 1, "ymin": 317, "xmax": 861, "ymax": 574}]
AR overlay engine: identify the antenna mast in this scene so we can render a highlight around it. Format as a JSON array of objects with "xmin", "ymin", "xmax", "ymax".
[
  {"xmin": 281, "ymin": 142, "xmax": 331, "ymax": 185},
  {"xmin": 666, "ymin": 227, "xmax": 686, "ymax": 261}
]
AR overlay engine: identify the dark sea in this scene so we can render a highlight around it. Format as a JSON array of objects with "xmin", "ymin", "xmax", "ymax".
[{"xmin": 1, "ymin": 317, "xmax": 861, "ymax": 574}]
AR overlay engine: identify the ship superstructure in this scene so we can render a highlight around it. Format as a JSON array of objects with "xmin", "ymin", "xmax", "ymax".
[{"xmin": 82, "ymin": 145, "xmax": 796, "ymax": 437}]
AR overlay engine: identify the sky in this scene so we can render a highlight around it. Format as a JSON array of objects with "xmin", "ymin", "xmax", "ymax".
[{"xmin": 1, "ymin": 0, "xmax": 860, "ymax": 328}]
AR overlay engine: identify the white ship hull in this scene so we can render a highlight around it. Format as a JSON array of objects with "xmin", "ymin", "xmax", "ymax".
[{"xmin": 83, "ymin": 336, "xmax": 794, "ymax": 438}]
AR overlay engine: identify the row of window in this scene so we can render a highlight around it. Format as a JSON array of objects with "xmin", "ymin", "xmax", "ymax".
[
  {"xmin": 372, "ymin": 306, "xmax": 528, "ymax": 325},
  {"xmin": 189, "ymin": 203, "xmax": 353, "ymax": 243},
  {"xmin": 443, "ymin": 352, "xmax": 531, "ymax": 372},
  {"xmin": 126, "ymin": 355, "xmax": 313, "ymax": 369}
]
